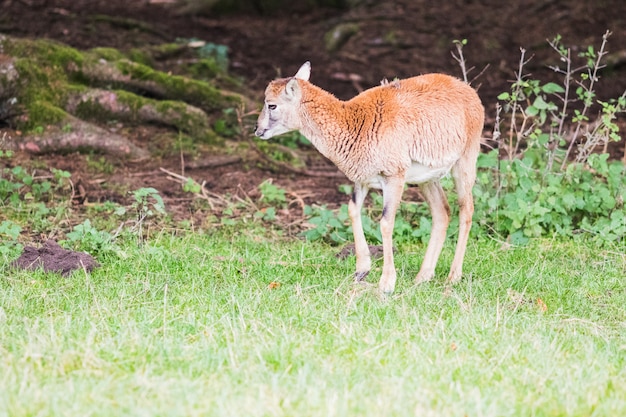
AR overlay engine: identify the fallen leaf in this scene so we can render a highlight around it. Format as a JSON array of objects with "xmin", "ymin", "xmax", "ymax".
[
  {"xmin": 268, "ymin": 281, "xmax": 281, "ymax": 290},
  {"xmin": 536, "ymin": 298, "xmax": 548, "ymax": 312}
]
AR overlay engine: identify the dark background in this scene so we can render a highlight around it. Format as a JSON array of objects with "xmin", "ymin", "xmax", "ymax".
[{"xmin": 3, "ymin": 0, "xmax": 625, "ymax": 105}]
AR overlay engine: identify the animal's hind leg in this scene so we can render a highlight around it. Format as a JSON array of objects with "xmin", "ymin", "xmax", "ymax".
[
  {"xmin": 348, "ymin": 182, "xmax": 371, "ymax": 281},
  {"xmin": 415, "ymin": 180, "xmax": 450, "ymax": 284},
  {"xmin": 378, "ymin": 176, "xmax": 405, "ymax": 293},
  {"xmin": 447, "ymin": 151, "xmax": 478, "ymax": 283}
]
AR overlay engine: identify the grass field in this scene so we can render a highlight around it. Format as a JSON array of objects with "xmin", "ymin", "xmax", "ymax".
[{"xmin": 1, "ymin": 230, "xmax": 625, "ymax": 416}]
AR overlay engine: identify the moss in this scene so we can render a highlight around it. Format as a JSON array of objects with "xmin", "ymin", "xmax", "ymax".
[
  {"xmin": 126, "ymin": 48, "xmax": 154, "ymax": 66},
  {"xmin": 2, "ymin": 35, "xmax": 236, "ymax": 144},
  {"xmin": 21, "ymin": 101, "xmax": 69, "ymax": 131},
  {"xmin": 40, "ymin": 40, "xmax": 85, "ymax": 69},
  {"xmin": 107, "ymin": 43, "xmax": 188, "ymax": 68},
  {"xmin": 90, "ymin": 46, "xmax": 156, "ymax": 67},
  {"xmin": 152, "ymin": 99, "xmax": 216, "ymax": 142},
  {"xmin": 146, "ymin": 43, "xmax": 186, "ymax": 60},
  {"xmin": 11, "ymin": 57, "xmax": 72, "ymax": 132},
  {"xmin": 5, "ymin": 38, "xmax": 90, "ymax": 128},
  {"xmin": 72, "ymin": 97, "xmax": 116, "ymax": 123},
  {"xmin": 13, "ymin": 58, "xmax": 68, "ymax": 104},
  {"xmin": 112, "ymin": 90, "xmax": 144, "ymax": 113},
  {"xmin": 7, "ymin": 38, "xmax": 240, "ymax": 114},
  {"xmin": 3, "ymin": 37, "xmax": 84, "ymax": 69},
  {"xmin": 187, "ymin": 59, "xmax": 243, "ymax": 89},
  {"xmin": 72, "ymin": 89, "xmax": 220, "ymax": 143},
  {"xmin": 116, "ymin": 91, "xmax": 219, "ymax": 143},
  {"xmin": 89, "ymin": 47, "xmax": 127, "ymax": 62},
  {"xmin": 71, "ymin": 89, "xmax": 144, "ymax": 123},
  {"xmin": 188, "ymin": 58, "xmax": 220, "ymax": 79},
  {"xmin": 116, "ymin": 60, "xmax": 241, "ymax": 112},
  {"xmin": 65, "ymin": 84, "xmax": 89, "ymax": 95}
]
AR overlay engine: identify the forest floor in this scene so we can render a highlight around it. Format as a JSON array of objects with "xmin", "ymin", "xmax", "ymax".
[{"xmin": 1, "ymin": 0, "xmax": 625, "ymax": 224}]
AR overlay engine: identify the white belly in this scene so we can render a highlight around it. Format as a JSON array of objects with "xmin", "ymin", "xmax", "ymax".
[
  {"xmin": 405, "ymin": 162, "xmax": 451, "ymax": 184},
  {"xmin": 363, "ymin": 162, "xmax": 451, "ymax": 189}
]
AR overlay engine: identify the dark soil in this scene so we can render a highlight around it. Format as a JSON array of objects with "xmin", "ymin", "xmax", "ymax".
[
  {"xmin": 10, "ymin": 240, "xmax": 100, "ymax": 276},
  {"xmin": 1, "ymin": 0, "xmax": 625, "ymax": 224}
]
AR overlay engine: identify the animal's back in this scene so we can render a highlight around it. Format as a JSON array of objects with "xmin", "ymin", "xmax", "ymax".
[
  {"xmin": 345, "ymin": 73, "xmax": 483, "ymax": 180},
  {"xmin": 402, "ymin": 74, "xmax": 483, "ymax": 167}
]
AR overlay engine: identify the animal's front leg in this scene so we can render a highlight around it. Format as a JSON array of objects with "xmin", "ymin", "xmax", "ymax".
[
  {"xmin": 348, "ymin": 183, "xmax": 371, "ymax": 281},
  {"xmin": 378, "ymin": 176, "xmax": 405, "ymax": 294}
]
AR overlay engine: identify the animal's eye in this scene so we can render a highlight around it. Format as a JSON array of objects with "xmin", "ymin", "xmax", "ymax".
[{"xmin": 268, "ymin": 104, "xmax": 277, "ymax": 110}]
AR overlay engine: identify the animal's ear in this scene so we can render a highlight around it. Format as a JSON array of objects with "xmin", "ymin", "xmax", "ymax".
[
  {"xmin": 294, "ymin": 61, "xmax": 311, "ymax": 81},
  {"xmin": 285, "ymin": 78, "xmax": 301, "ymax": 99}
]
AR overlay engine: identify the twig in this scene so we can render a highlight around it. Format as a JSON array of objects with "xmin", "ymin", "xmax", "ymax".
[
  {"xmin": 561, "ymin": 30, "xmax": 612, "ymax": 168},
  {"xmin": 286, "ymin": 190, "xmax": 307, "ymax": 217},
  {"xmin": 158, "ymin": 166, "xmax": 229, "ymax": 210},
  {"xmin": 469, "ymin": 63, "xmax": 490, "ymax": 87},
  {"xmin": 506, "ymin": 48, "xmax": 535, "ymax": 160},
  {"xmin": 547, "ymin": 38, "xmax": 572, "ymax": 166},
  {"xmin": 451, "ymin": 40, "xmax": 469, "ymax": 83}
]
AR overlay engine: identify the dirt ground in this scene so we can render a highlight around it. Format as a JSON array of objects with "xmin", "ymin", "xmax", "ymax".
[{"xmin": 1, "ymin": 0, "xmax": 626, "ymax": 223}]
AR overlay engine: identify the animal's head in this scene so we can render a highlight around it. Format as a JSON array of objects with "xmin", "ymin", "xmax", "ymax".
[{"xmin": 255, "ymin": 61, "xmax": 311, "ymax": 139}]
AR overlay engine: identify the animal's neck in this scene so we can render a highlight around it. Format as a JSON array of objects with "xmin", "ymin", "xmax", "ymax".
[{"xmin": 298, "ymin": 83, "xmax": 351, "ymax": 164}]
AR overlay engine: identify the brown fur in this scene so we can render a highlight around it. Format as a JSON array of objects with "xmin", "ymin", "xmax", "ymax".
[{"xmin": 256, "ymin": 62, "xmax": 484, "ymax": 293}]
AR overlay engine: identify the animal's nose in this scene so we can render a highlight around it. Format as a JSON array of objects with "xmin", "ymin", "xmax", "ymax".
[{"xmin": 254, "ymin": 126, "xmax": 265, "ymax": 137}]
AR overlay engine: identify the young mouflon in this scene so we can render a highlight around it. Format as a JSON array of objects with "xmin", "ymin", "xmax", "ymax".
[{"xmin": 255, "ymin": 62, "xmax": 484, "ymax": 293}]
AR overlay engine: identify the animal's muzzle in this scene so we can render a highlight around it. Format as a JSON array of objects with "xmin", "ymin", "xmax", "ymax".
[{"xmin": 254, "ymin": 127, "xmax": 266, "ymax": 138}]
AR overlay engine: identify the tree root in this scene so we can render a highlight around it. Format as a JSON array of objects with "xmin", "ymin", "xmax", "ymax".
[
  {"xmin": 65, "ymin": 88, "xmax": 211, "ymax": 138},
  {"xmin": 68, "ymin": 57, "xmax": 242, "ymax": 113},
  {"xmin": 9, "ymin": 115, "xmax": 150, "ymax": 159}
]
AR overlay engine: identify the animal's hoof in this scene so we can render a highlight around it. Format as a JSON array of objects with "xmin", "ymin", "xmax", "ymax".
[
  {"xmin": 415, "ymin": 273, "xmax": 434, "ymax": 284},
  {"xmin": 354, "ymin": 270, "xmax": 370, "ymax": 282},
  {"xmin": 446, "ymin": 271, "xmax": 462, "ymax": 284},
  {"xmin": 378, "ymin": 282, "xmax": 395, "ymax": 294},
  {"xmin": 378, "ymin": 273, "xmax": 397, "ymax": 294}
]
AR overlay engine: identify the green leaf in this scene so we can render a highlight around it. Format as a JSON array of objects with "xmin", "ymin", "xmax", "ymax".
[
  {"xmin": 497, "ymin": 92, "xmax": 511, "ymax": 101},
  {"xmin": 510, "ymin": 230, "xmax": 529, "ymax": 246},
  {"xmin": 532, "ymin": 95, "xmax": 554, "ymax": 110},
  {"xmin": 0, "ymin": 220, "xmax": 22, "ymax": 239},
  {"xmin": 525, "ymin": 105, "xmax": 539, "ymax": 116},
  {"xmin": 541, "ymin": 82, "xmax": 565, "ymax": 94}
]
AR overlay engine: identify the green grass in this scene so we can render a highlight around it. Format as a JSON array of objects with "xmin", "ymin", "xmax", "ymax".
[{"xmin": 1, "ymin": 230, "xmax": 625, "ymax": 416}]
